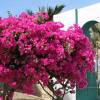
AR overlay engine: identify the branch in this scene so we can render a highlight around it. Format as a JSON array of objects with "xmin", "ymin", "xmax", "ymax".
[{"xmin": 38, "ymin": 81, "xmax": 56, "ymax": 100}]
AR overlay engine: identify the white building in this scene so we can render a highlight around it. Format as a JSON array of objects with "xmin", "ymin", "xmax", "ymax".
[{"xmin": 54, "ymin": 2, "xmax": 100, "ymax": 29}]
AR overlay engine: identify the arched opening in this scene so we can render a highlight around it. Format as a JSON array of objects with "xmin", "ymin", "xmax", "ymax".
[{"xmin": 82, "ymin": 20, "xmax": 98, "ymax": 39}]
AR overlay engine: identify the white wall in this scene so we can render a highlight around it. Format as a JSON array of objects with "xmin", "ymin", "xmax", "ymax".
[
  {"xmin": 63, "ymin": 89, "xmax": 76, "ymax": 100},
  {"xmin": 78, "ymin": 3, "xmax": 100, "ymax": 27},
  {"xmin": 54, "ymin": 2, "xmax": 100, "ymax": 27},
  {"xmin": 54, "ymin": 9, "xmax": 75, "ymax": 30}
]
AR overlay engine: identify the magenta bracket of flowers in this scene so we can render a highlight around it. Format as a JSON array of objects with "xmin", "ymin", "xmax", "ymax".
[{"xmin": 0, "ymin": 11, "xmax": 95, "ymax": 100}]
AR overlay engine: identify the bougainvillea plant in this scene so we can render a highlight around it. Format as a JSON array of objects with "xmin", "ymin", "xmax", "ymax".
[{"xmin": 0, "ymin": 10, "xmax": 95, "ymax": 100}]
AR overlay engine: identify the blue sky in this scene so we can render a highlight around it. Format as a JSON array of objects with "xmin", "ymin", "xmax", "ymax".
[{"xmin": 0, "ymin": 0, "xmax": 100, "ymax": 17}]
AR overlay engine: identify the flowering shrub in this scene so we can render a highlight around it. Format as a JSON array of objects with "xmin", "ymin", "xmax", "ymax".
[{"xmin": 0, "ymin": 12, "xmax": 95, "ymax": 99}]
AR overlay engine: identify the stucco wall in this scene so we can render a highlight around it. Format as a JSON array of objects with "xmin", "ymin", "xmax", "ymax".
[{"xmin": 54, "ymin": 2, "xmax": 100, "ymax": 27}]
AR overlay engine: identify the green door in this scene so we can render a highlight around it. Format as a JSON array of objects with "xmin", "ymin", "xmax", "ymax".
[{"xmin": 76, "ymin": 71, "xmax": 98, "ymax": 100}]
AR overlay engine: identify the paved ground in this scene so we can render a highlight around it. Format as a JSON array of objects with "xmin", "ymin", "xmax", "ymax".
[
  {"xmin": 13, "ymin": 92, "xmax": 44, "ymax": 100},
  {"xmin": 13, "ymin": 84, "xmax": 52, "ymax": 100}
]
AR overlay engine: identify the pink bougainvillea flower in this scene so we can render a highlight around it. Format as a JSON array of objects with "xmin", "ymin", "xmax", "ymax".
[{"xmin": 0, "ymin": 11, "xmax": 95, "ymax": 95}]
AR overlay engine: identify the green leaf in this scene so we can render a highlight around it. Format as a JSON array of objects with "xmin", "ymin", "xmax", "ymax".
[
  {"xmin": 54, "ymin": 5, "xmax": 65, "ymax": 14},
  {"xmin": 7, "ymin": 11, "xmax": 12, "ymax": 17},
  {"xmin": 47, "ymin": 5, "xmax": 65, "ymax": 21},
  {"xmin": 27, "ymin": 10, "xmax": 33, "ymax": 16}
]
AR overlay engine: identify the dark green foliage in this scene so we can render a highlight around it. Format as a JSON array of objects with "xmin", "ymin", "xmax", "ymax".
[
  {"xmin": 39, "ymin": 6, "xmax": 45, "ymax": 12},
  {"xmin": 47, "ymin": 5, "xmax": 65, "ymax": 21},
  {"xmin": 7, "ymin": 11, "xmax": 12, "ymax": 17},
  {"xmin": 27, "ymin": 10, "xmax": 33, "ymax": 16},
  {"xmin": 27, "ymin": 5, "xmax": 65, "ymax": 21}
]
